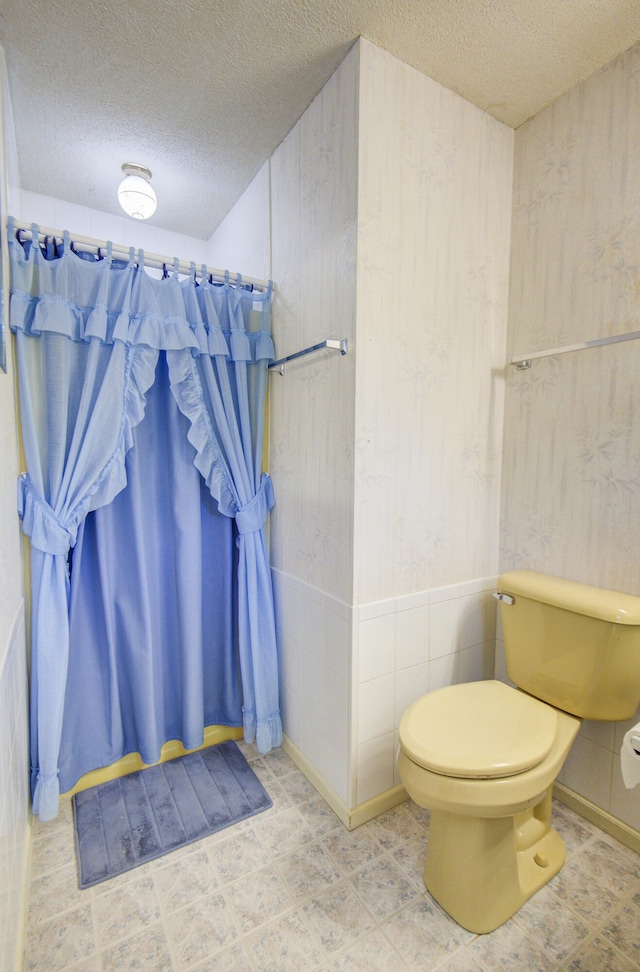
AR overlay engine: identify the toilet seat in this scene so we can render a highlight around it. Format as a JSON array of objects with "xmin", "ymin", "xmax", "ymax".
[{"xmin": 399, "ymin": 680, "xmax": 558, "ymax": 779}]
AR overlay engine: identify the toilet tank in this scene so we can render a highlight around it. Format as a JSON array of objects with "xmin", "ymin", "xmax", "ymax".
[{"xmin": 496, "ymin": 570, "xmax": 640, "ymax": 721}]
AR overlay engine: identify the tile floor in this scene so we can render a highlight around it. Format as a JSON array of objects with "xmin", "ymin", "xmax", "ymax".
[{"xmin": 23, "ymin": 743, "xmax": 640, "ymax": 971}]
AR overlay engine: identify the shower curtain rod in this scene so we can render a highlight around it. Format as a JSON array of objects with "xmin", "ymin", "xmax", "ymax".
[{"xmin": 9, "ymin": 218, "xmax": 272, "ymax": 293}]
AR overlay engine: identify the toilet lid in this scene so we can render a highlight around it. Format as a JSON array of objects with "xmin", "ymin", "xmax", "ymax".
[{"xmin": 399, "ymin": 680, "xmax": 558, "ymax": 779}]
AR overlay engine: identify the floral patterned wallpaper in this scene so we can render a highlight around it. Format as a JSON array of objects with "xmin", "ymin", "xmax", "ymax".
[
  {"xmin": 269, "ymin": 45, "xmax": 359, "ymax": 604},
  {"xmin": 354, "ymin": 41, "xmax": 514, "ymax": 604},
  {"xmin": 502, "ymin": 41, "xmax": 640, "ymax": 595},
  {"xmin": 503, "ymin": 42, "xmax": 640, "ymax": 830},
  {"xmin": 269, "ymin": 39, "xmax": 514, "ymax": 606},
  {"xmin": 227, "ymin": 34, "xmax": 640, "ymax": 829}
]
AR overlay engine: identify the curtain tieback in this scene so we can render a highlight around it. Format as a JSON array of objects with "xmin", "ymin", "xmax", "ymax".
[
  {"xmin": 17, "ymin": 473, "xmax": 74, "ymax": 554},
  {"xmin": 235, "ymin": 473, "xmax": 275, "ymax": 535}
]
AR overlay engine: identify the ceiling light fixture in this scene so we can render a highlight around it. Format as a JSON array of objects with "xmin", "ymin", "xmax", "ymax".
[{"xmin": 117, "ymin": 163, "xmax": 157, "ymax": 220}]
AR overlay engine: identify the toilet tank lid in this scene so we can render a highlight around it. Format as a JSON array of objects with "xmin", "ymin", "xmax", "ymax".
[{"xmin": 497, "ymin": 570, "xmax": 640, "ymax": 624}]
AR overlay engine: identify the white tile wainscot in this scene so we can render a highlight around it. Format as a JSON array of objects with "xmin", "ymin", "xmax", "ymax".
[
  {"xmin": 272, "ymin": 570, "xmax": 499, "ymax": 825},
  {"xmin": 355, "ymin": 577, "xmax": 498, "ymax": 806},
  {"xmin": 0, "ymin": 601, "xmax": 30, "ymax": 972},
  {"xmin": 271, "ymin": 569, "xmax": 351, "ymax": 810}
]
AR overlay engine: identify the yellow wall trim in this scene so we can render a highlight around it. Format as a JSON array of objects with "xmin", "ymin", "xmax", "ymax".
[
  {"xmin": 281, "ymin": 739, "xmax": 640, "ymax": 848},
  {"xmin": 15, "ymin": 815, "xmax": 32, "ymax": 972},
  {"xmin": 553, "ymin": 782, "xmax": 640, "ymax": 856},
  {"xmin": 63, "ymin": 725, "xmax": 244, "ymax": 798},
  {"xmin": 281, "ymin": 736, "xmax": 352, "ymax": 827},
  {"xmin": 281, "ymin": 735, "xmax": 409, "ymax": 830},
  {"xmin": 348, "ymin": 785, "xmax": 410, "ymax": 829}
]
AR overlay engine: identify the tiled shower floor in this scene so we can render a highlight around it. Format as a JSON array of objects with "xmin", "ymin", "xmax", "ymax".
[{"xmin": 24, "ymin": 743, "xmax": 640, "ymax": 971}]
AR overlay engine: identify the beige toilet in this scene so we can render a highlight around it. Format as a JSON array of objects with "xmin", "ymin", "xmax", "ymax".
[{"xmin": 397, "ymin": 569, "xmax": 640, "ymax": 934}]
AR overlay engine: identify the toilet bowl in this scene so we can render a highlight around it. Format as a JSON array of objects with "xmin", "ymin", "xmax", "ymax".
[
  {"xmin": 397, "ymin": 570, "xmax": 640, "ymax": 934},
  {"xmin": 398, "ymin": 680, "xmax": 580, "ymax": 933}
]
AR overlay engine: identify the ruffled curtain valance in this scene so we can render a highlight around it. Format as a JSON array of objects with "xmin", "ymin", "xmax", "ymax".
[
  {"xmin": 10, "ymin": 224, "xmax": 282, "ymax": 821},
  {"xmin": 10, "ymin": 226, "xmax": 274, "ymax": 358}
]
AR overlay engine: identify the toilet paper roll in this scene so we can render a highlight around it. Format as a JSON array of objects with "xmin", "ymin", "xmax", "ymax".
[{"xmin": 620, "ymin": 723, "xmax": 640, "ymax": 789}]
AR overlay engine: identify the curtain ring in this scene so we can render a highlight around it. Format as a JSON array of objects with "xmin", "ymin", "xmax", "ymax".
[
  {"xmin": 162, "ymin": 262, "xmax": 169, "ymax": 279},
  {"xmin": 172, "ymin": 257, "xmax": 180, "ymax": 277},
  {"xmin": 128, "ymin": 247, "xmax": 135, "ymax": 267}
]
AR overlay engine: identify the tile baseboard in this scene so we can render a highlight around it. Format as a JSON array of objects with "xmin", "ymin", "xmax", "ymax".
[
  {"xmin": 282, "ymin": 734, "xmax": 408, "ymax": 830},
  {"xmin": 553, "ymin": 781, "xmax": 640, "ymax": 855}
]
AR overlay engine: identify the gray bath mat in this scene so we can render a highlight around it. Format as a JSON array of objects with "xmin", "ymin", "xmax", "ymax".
[{"xmin": 72, "ymin": 740, "xmax": 272, "ymax": 888}]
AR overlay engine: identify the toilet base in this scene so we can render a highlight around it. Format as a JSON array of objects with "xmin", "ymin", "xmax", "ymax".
[{"xmin": 425, "ymin": 787, "xmax": 565, "ymax": 933}]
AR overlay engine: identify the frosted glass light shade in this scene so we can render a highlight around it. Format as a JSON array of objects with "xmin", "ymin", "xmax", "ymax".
[{"xmin": 118, "ymin": 164, "xmax": 157, "ymax": 220}]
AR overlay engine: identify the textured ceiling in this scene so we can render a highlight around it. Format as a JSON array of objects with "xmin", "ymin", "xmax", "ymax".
[{"xmin": 1, "ymin": 0, "xmax": 640, "ymax": 239}]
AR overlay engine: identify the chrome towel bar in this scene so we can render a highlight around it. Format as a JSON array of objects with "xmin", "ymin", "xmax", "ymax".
[{"xmin": 268, "ymin": 338, "xmax": 348, "ymax": 375}]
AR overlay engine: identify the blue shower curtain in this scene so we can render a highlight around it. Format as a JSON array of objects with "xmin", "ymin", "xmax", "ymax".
[
  {"xmin": 9, "ymin": 223, "xmax": 282, "ymax": 821},
  {"xmin": 60, "ymin": 353, "xmax": 242, "ymax": 793}
]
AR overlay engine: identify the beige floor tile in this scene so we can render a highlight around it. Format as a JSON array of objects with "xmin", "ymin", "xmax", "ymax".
[
  {"xmin": 278, "ymin": 766, "xmax": 321, "ymax": 803},
  {"xmin": 320, "ymin": 823, "xmax": 385, "ymax": 873},
  {"xmin": 206, "ymin": 825, "xmax": 271, "ymax": 884},
  {"xmin": 24, "ymin": 903, "xmax": 96, "ymax": 972},
  {"xmin": 363, "ymin": 806, "xmax": 425, "ymax": 850},
  {"xmin": 154, "ymin": 846, "xmax": 220, "ymax": 914},
  {"xmin": 296, "ymin": 795, "xmax": 344, "ymax": 836},
  {"xmin": 187, "ymin": 939, "xmax": 255, "ymax": 971},
  {"xmin": 571, "ymin": 835, "xmax": 640, "ymax": 895},
  {"xmin": 326, "ymin": 927, "xmax": 410, "ymax": 970},
  {"xmin": 598, "ymin": 891, "xmax": 640, "ymax": 967},
  {"xmin": 548, "ymin": 854, "xmax": 622, "ymax": 925},
  {"xmin": 93, "ymin": 872, "xmax": 162, "ymax": 947},
  {"xmin": 45, "ymin": 958, "xmax": 99, "ymax": 972},
  {"xmin": 381, "ymin": 896, "xmax": 472, "ymax": 971},
  {"xmin": 27, "ymin": 862, "xmax": 86, "ymax": 919},
  {"xmin": 245, "ymin": 908, "xmax": 326, "ymax": 971},
  {"xmin": 21, "ymin": 750, "xmax": 640, "ymax": 972},
  {"xmin": 101, "ymin": 922, "xmax": 174, "ymax": 972},
  {"xmin": 434, "ymin": 946, "xmax": 491, "ymax": 971},
  {"xmin": 29, "ymin": 827, "xmax": 76, "ymax": 877},
  {"xmin": 165, "ymin": 892, "xmax": 239, "ymax": 968},
  {"xmin": 551, "ymin": 804, "xmax": 599, "ymax": 855},
  {"xmin": 562, "ymin": 932, "xmax": 638, "ymax": 971},
  {"xmin": 254, "ymin": 804, "xmax": 315, "ymax": 858},
  {"xmin": 467, "ymin": 917, "xmax": 557, "ymax": 971},
  {"xmin": 277, "ymin": 839, "xmax": 343, "ymax": 899},
  {"xmin": 260, "ymin": 747, "xmax": 297, "ymax": 778},
  {"xmin": 513, "ymin": 885, "xmax": 590, "ymax": 964},
  {"xmin": 225, "ymin": 863, "xmax": 294, "ymax": 933},
  {"xmin": 348, "ymin": 856, "xmax": 419, "ymax": 921},
  {"xmin": 389, "ymin": 835, "xmax": 428, "ymax": 890},
  {"xmin": 302, "ymin": 880, "xmax": 376, "ymax": 954}
]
